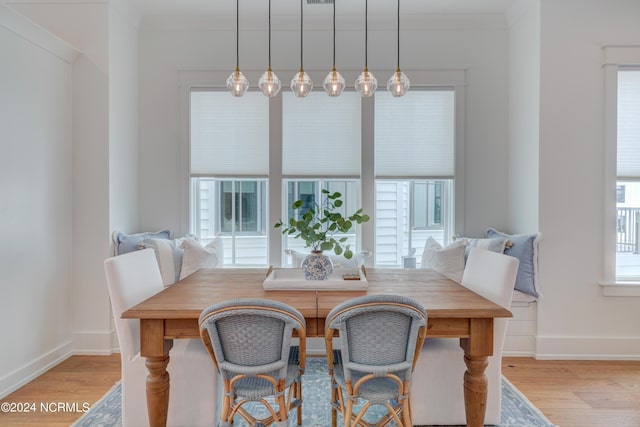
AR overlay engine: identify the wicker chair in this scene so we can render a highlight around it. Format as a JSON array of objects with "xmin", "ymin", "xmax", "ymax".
[
  {"xmin": 324, "ymin": 294, "xmax": 428, "ymax": 427},
  {"xmin": 199, "ymin": 299, "xmax": 306, "ymax": 427}
]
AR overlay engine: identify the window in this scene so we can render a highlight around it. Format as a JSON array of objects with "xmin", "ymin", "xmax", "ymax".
[
  {"xmin": 219, "ymin": 180, "xmax": 265, "ymax": 234},
  {"xmin": 603, "ymin": 44, "xmax": 640, "ymax": 293},
  {"xmin": 281, "ymin": 92, "xmax": 362, "ymax": 262},
  {"xmin": 186, "ymin": 70, "xmax": 464, "ymax": 268},
  {"xmin": 189, "ymin": 91, "xmax": 269, "ymax": 266},
  {"xmin": 375, "ymin": 90, "xmax": 456, "ymax": 267},
  {"xmin": 283, "ymin": 179, "xmax": 359, "ymax": 260},
  {"xmin": 615, "ymin": 70, "xmax": 640, "ymax": 280},
  {"xmin": 413, "ymin": 181, "xmax": 444, "ymax": 229},
  {"xmin": 617, "ymin": 185, "xmax": 626, "ymax": 203}
]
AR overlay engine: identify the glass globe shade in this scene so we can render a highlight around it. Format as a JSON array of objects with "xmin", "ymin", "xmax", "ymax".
[
  {"xmin": 323, "ymin": 68, "xmax": 346, "ymax": 97},
  {"xmin": 355, "ymin": 68, "xmax": 377, "ymax": 97},
  {"xmin": 387, "ymin": 69, "xmax": 410, "ymax": 97},
  {"xmin": 291, "ymin": 69, "xmax": 313, "ymax": 98},
  {"xmin": 226, "ymin": 69, "xmax": 249, "ymax": 97},
  {"xmin": 259, "ymin": 68, "xmax": 281, "ymax": 97}
]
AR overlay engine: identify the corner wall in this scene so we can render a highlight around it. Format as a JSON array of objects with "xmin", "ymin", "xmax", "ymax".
[
  {"xmin": 503, "ymin": 0, "xmax": 541, "ymax": 357},
  {"xmin": 0, "ymin": 5, "xmax": 76, "ymax": 397}
]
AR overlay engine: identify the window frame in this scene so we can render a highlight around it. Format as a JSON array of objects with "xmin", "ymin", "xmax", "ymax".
[
  {"xmin": 180, "ymin": 69, "xmax": 466, "ymax": 268},
  {"xmin": 602, "ymin": 45, "xmax": 640, "ymax": 296}
]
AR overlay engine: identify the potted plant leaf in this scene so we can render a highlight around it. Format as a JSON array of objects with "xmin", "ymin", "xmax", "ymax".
[{"xmin": 275, "ymin": 190, "xmax": 370, "ymax": 280}]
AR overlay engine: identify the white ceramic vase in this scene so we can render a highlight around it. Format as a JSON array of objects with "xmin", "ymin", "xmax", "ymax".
[{"xmin": 302, "ymin": 251, "xmax": 334, "ymax": 280}]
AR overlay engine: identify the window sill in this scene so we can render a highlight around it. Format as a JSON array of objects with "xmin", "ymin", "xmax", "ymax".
[{"xmin": 599, "ymin": 282, "xmax": 640, "ymax": 297}]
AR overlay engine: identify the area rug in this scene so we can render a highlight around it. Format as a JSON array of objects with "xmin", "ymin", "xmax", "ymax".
[{"xmin": 73, "ymin": 358, "xmax": 555, "ymax": 427}]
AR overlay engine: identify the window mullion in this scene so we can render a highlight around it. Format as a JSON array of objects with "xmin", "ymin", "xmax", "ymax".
[{"xmin": 361, "ymin": 96, "xmax": 376, "ymax": 266}]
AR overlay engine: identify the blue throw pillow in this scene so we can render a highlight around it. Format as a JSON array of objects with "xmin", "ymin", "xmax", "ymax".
[
  {"xmin": 486, "ymin": 228, "xmax": 541, "ymax": 298},
  {"xmin": 112, "ymin": 230, "xmax": 170, "ymax": 255}
]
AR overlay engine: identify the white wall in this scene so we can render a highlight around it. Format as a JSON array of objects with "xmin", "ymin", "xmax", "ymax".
[
  {"xmin": 0, "ymin": 1, "xmax": 140, "ymax": 396},
  {"xmin": 8, "ymin": 0, "xmax": 114, "ymax": 358},
  {"xmin": 66, "ymin": 4, "xmax": 112, "ymax": 355},
  {"xmin": 137, "ymin": 14, "xmax": 511, "ymax": 240},
  {"xmin": 0, "ymin": 5, "xmax": 75, "ymax": 397},
  {"xmin": 507, "ymin": 0, "xmax": 540, "ymax": 233},
  {"xmin": 13, "ymin": 0, "xmax": 140, "ymax": 355},
  {"xmin": 108, "ymin": 2, "xmax": 140, "ymax": 245},
  {"xmin": 537, "ymin": 0, "xmax": 640, "ymax": 358},
  {"xmin": 107, "ymin": 1, "xmax": 140, "ymax": 348}
]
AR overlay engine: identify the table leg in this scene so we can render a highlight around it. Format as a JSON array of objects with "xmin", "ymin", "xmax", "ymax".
[
  {"xmin": 460, "ymin": 318, "xmax": 493, "ymax": 427},
  {"xmin": 463, "ymin": 353, "xmax": 489, "ymax": 427},
  {"xmin": 146, "ymin": 355, "xmax": 170, "ymax": 427},
  {"xmin": 141, "ymin": 319, "xmax": 173, "ymax": 427}
]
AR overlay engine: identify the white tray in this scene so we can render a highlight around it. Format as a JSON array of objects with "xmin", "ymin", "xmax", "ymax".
[{"xmin": 263, "ymin": 268, "xmax": 368, "ymax": 290}]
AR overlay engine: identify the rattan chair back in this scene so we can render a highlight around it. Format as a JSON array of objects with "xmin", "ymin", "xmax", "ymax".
[
  {"xmin": 199, "ymin": 298, "xmax": 306, "ymax": 427},
  {"xmin": 325, "ymin": 294, "xmax": 427, "ymax": 427}
]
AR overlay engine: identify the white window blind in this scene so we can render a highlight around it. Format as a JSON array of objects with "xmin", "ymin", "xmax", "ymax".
[
  {"xmin": 617, "ymin": 70, "xmax": 640, "ymax": 179},
  {"xmin": 190, "ymin": 91, "xmax": 269, "ymax": 176},
  {"xmin": 375, "ymin": 89, "xmax": 455, "ymax": 178},
  {"xmin": 283, "ymin": 91, "xmax": 361, "ymax": 177}
]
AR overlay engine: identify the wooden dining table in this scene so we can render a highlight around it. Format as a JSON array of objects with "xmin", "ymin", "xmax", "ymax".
[{"xmin": 122, "ymin": 267, "xmax": 512, "ymax": 427}]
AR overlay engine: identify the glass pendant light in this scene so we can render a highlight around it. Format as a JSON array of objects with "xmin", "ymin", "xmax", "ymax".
[
  {"xmin": 323, "ymin": 0, "xmax": 345, "ymax": 97},
  {"xmin": 226, "ymin": 0, "xmax": 248, "ymax": 97},
  {"xmin": 355, "ymin": 0, "xmax": 377, "ymax": 97},
  {"xmin": 259, "ymin": 0, "xmax": 281, "ymax": 97},
  {"xmin": 387, "ymin": 0, "xmax": 409, "ymax": 97},
  {"xmin": 291, "ymin": 0, "xmax": 312, "ymax": 97}
]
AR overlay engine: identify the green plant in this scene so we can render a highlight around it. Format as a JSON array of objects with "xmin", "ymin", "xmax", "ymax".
[{"xmin": 275, "ymin": 190, "xmax": 370, "ymax": 259}]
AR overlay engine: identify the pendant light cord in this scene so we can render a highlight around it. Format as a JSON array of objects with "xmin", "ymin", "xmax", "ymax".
[
  {"xmin": 365, "ymin": 0, "xmax": 368, "ymax": 68},
  {"xmin": 268, "ymin": 0, "xmax": 272, "ymax": 68},
  {"xmin": 332, "ymin": 0, "xmax": 336, "ymax": 68},
  {"xmin": 236, "ymin": 0, "xmax": 239, "ymax": 69},
  {"xmin": 397, "ymin": 0, "xmax": 400, "ymax": 69},
  {"xmin": 300, "ymin": 0, "xmax": 303, "ymax": 69}
]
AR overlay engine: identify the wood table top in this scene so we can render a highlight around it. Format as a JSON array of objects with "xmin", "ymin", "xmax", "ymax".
[{"xmin": 122, "ymin": 268, "xmax": 512, "ymax": 321}]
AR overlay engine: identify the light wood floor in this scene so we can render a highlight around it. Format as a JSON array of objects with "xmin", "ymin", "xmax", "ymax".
[
  {"xmin": 502, "ymin": 357, "xmax": 640, "ymax": 427},
  {"xmin": 1, "ymin": 355, "xmax": 639, "ymax": 426},
  {"xmin": 0, "ymin": 355, "xmax": 120, "ymax": 427}
]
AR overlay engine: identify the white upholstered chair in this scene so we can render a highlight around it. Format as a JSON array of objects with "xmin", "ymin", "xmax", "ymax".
[
  {"xmin": 411, "ymin": 247, "xmax": 519, "ymax": 425},
  {"xmin": 104, "ymin": 248, "xmax": 218, "ymax": 426}
]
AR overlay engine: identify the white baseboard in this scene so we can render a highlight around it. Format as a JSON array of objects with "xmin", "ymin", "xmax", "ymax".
[
  {"xmin": 502, "ymin": 350, "xmax": 536, "ymax": 357},
  {"xmin": 535, "ymin": 335, "xmax": 640, "ymax": 360},
  {"xmin": 0, "ymin": 341, "xmax": 72, "ymax": 399},
  {"xmin": 71, "ymin": 331, "xmax": 113, "ymax": 355}
]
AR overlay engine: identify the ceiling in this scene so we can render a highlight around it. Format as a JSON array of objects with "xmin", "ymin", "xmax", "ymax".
[{"xmin": 129, "ymin": 0, "xmax": 514, "ymax": 17}]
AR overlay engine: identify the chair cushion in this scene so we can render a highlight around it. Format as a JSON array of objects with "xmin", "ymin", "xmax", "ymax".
[
  {"xmin": 230, "ymin": 346, "xmax": 301, "ymax": 400},
  {"xmin": 332, "ymin": 350, "xmax": 401, "ymax": 404}
]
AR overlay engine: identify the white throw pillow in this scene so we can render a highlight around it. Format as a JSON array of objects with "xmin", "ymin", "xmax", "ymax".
[
  {"xmin": 420, "ymin": 237, "xmax": 467, "ymax": 282},
  {"xmin": 455, "ymin": 236, "xmax": 511, "ymax": 261},
  {"xmin": 180, "ymin": 237, "xmax": 224, "ymax": 280},
  {"xmin": 140, "ymin": 235, "xmax": 196, "ymax": 286}
]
